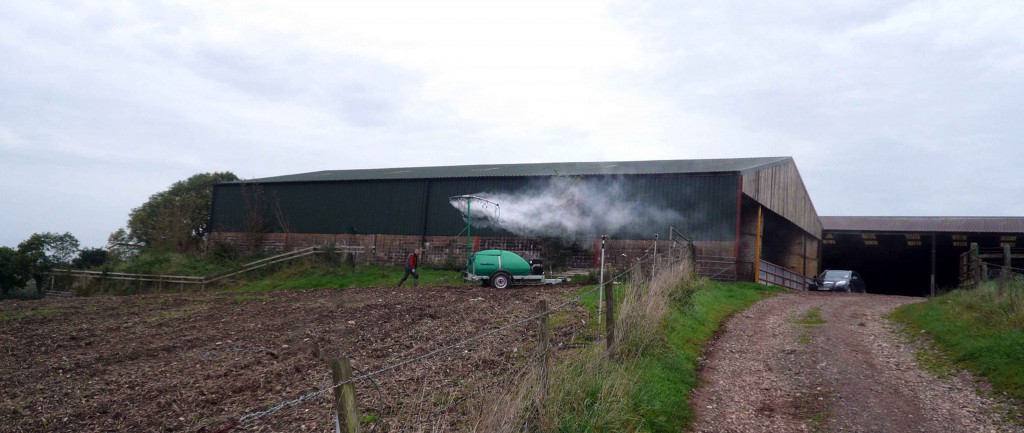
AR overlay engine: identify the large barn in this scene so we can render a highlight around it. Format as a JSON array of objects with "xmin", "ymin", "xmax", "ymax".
[{"xmin": 209, "ymin": 157, "xmax": 821, "ymax": 286}]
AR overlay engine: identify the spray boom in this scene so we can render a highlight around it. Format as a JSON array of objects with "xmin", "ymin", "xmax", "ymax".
[{"xmin": 449, "ymin": 195, "xmax": 500, "ymax": 269}]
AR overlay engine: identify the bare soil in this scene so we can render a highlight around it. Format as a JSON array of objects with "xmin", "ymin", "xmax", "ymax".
[
  {"xmin": 692, "ymin": 291, "xmax": 1022, "ymax": 433},
  {"xmin": 0, "ymin": 285, "xmax": 585, "ymax": 432}
]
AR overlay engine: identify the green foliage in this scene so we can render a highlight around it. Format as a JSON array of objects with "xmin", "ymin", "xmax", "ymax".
[
  {"xmin": 116, "ymin": 251, "xmax": 241, "ymax": 276},
  {"xmin": 73, "ymin": 248, "xmax": 109, "ymax": 269},
  {"xmin": 207, "ymin": 242, "xmax": 241, "ymax": 263},
  {"xmin": 124, "ymin": 171, "xmax": 238, "ymax": 253},
  {"xmin": 106, "ymin": 227, "xmax": 139, "ymax": 262},
  {"xmin": 16, "ymin": 232, "xmax": 80, "ymax": 293},
  {"xmin": 18, "ymin": 232, "xmax": 80, "ymax": 266},
  {"xmin": 572, "ymin": 270, "xmax": 601, "ymax": 286},
  {"xmin": 0, "ymin": 246, "xmax": 27, "ymax": 297},
  {"xmin": 891, "ymin": 280, "xmax": 1024, "ymax": 399}
]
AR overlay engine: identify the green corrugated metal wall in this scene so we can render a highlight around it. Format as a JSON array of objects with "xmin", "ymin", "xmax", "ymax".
[{"xmin": 211, "ymin": 173, "xmax": 740, "ymax": 241}]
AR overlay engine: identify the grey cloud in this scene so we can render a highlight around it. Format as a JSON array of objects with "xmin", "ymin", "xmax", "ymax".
[{"xmin": 2, "ymin": 0, "xmax": 1023, "ymax": 249}]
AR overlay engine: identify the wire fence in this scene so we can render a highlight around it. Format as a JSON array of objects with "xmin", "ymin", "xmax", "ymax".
[
  {"xmin": 984, "ymin": 263, "xmax": 1024, "ymax": 281},
  {"xmin": 960, "ymin": 244, "xmax": 1023, "ymax": 290},
  {"xmin": 48, "ymin": 245, "xmax": 367, "ymax": 296},
  {"xmin": 204, "ymin": 238, "xmax": 679, "ymax": 433}
]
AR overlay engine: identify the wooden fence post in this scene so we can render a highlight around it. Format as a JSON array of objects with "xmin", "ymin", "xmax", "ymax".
[
  {"xmin": 1000, "ymin": 244, "xmax": 1011, "ymax": 296},
  {"xmin": 598, "ymin": 235, "xmax": 606, "ymax": 330},
  {"xmin": 329, "ymin": 358, "xmax": 361, "ymax": 433},
  {"xmin": 652, "ymin": 234, "xmax": 658, "ymax": 281},
  {"xmin": 970, "ymin": 243, "xmax": 980, "ymax": 288},
  {"xmin": 536, "ymin": 300, "xmax": 549, "ymax": 396},
  {"xmin": 604, "ymin": 275, "xmax": 614, "ymax": 353}
]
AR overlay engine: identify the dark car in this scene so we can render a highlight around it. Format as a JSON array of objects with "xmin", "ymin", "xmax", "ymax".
[{"xmin": 809, "ymin": 270, "xmax": 866, "ymax": 293}]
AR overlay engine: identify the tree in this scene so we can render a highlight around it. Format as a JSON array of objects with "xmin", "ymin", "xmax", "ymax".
[
  {"xmin": 106, "ymin": 228, "xmax": 140, "ymax": 262},
  {"xmin": 126, "ymin": 171, "xmax": 239, "ymax": 253},
  {"xmin": 0, "ymin": 246, "xmax": 27, "ymax": 297},
  {"xmin": 73, "ymin": 248, "xmax": 109, "ymax": 269},
  {"xmin": 17, "ymin": 232, "xmax": 80, "ymax": 294}
]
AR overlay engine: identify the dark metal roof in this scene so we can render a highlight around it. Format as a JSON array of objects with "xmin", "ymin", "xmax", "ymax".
[
  {"xmin": 822, "ymin": 216, "xmax": 1024, "ymax": 233},
  {"xmin": 230, "ymin": 157, "xmax": 791, "ymax": 184}
]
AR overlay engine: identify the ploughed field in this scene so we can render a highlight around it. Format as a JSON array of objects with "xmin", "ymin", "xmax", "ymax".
[{"xmin": 0, "ymin": 285, "xmax": 585, "ymax": 432}]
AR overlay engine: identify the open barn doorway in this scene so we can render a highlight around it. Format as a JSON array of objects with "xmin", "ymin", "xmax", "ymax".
[
  {"xmin": 820, "ymin": 217, "xmax": 1024, "ymax": 297},
  {"xmin": 821, "ymin": 233, "xmax": 934, "ymax": 297}
]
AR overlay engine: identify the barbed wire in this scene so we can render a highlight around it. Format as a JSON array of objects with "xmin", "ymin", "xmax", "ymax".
[
  {"xmin": 349, "ymin": 365, "xmax": 385, "ymax": 433},
  {"xmin": 986, "ymin": 262, "xmax": 1024, "ymax": 274},
  {"xmin": 429, "ymin": 345, "xmax": 554, "ymax": 417},
  {"xmin": 218, "ymin": 242, "xmax": 676, "ymax": 430},
  {"xmin": 228, "ymin": 288, "xmax": 600, "ymax": 428}
]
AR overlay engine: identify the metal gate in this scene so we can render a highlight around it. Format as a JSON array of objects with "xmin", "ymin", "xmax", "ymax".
[{"xmin": 758, "ymin": 260, "xmax": 813, "ymax": 291}]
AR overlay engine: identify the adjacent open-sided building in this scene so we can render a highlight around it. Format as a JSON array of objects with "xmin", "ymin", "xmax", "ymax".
[{"xmin": 820, "ymin": 217, "xmax": 1024, "ymax": 296}]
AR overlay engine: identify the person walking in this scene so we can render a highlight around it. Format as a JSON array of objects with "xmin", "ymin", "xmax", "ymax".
[{"xmin": 397, "ymin": 247, "xmax": 421, "ymax": 287}]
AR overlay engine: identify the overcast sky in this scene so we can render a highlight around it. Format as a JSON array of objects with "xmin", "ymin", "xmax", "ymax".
[{"xmin": 2, "ymin": 0, "xmax": 1022, "ymax": 248}]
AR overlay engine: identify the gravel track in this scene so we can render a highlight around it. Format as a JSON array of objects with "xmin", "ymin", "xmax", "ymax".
[{"xmin": 692, "ymin": 291, "xmax": 1022, "ymax": 433}]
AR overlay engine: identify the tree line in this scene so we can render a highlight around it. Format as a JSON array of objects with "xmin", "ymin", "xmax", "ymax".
[{"xmin": 0, "ymin": 171, "xmax": 238, "ymax": 297}]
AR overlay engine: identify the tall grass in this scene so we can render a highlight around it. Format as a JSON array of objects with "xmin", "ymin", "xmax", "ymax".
[
  {"xmin": 611, "ymin": 260, "xmax": 696, "ymax": 359},
  {"xmin": 474, "ymin": 260, "xmax": 779, "ymax": 432},
  {"xmin": 891, "ymin": 278, "xmax": 1024, "ymax": 399}
]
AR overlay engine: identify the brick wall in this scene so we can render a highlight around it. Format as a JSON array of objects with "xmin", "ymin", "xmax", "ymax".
[{"xmin": 208, "ymin": 231, "xmax": 723, "ymax": 270}]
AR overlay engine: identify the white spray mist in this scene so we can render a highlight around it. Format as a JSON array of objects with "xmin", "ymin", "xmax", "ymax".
[{"xmin": 449, "ymin": 177, "xmax": 681, "ymax": 240}]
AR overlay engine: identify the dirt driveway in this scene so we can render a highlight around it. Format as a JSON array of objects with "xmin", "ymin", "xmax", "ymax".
[{"xmin": 692, "ymin": 291, "xmax": 1021, "ymax": 433}]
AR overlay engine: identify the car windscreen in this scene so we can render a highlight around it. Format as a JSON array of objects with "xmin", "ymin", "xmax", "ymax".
[{"xmin": 822, "ymin": 270, "xmax": 852, "ymax": 280}]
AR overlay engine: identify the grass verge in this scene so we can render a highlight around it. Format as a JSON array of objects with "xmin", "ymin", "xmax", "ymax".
[
  {"xmin": 890, "ymin": 280, "xmax": 1024, "ymax": 400},
  {"xmin": 232, "ymin": 263, "xmax": 471, "ymax": 292},
  {"xmin": 475, "ymin": 262, "xmax": 781, "ymax": 432},
  {"xmin": 0, "ymin": 307, "xmax": 63, "ymax": 322}
]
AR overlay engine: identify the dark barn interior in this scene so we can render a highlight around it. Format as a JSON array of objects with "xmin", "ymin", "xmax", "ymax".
[
  {"xmin": 821, "ymin": 217, "xmax": 1024, "ymax": 297},
  {"xmin": 821, "ymin": 233, "xmax": 947, "ymax": 297}
]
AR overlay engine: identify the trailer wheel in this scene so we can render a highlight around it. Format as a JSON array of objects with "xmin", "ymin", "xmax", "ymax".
[{"xmin": 490, "ymin": 272, "xmax": 512, "ymax": 289}]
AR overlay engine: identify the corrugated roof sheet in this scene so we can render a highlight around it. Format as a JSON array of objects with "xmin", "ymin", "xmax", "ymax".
[
  {"xmin": 229, "ymin": 157, "xmax": 791, "ymax": 184},
  {"xmin": 821, "ymin": 216, "xmax": 1024, "ymax": 233}
]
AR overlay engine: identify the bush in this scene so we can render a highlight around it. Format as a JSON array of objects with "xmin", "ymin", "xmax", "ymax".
[{"xmin": 208, "ymin": 242, "xmax": 240, "ymax": 264}]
